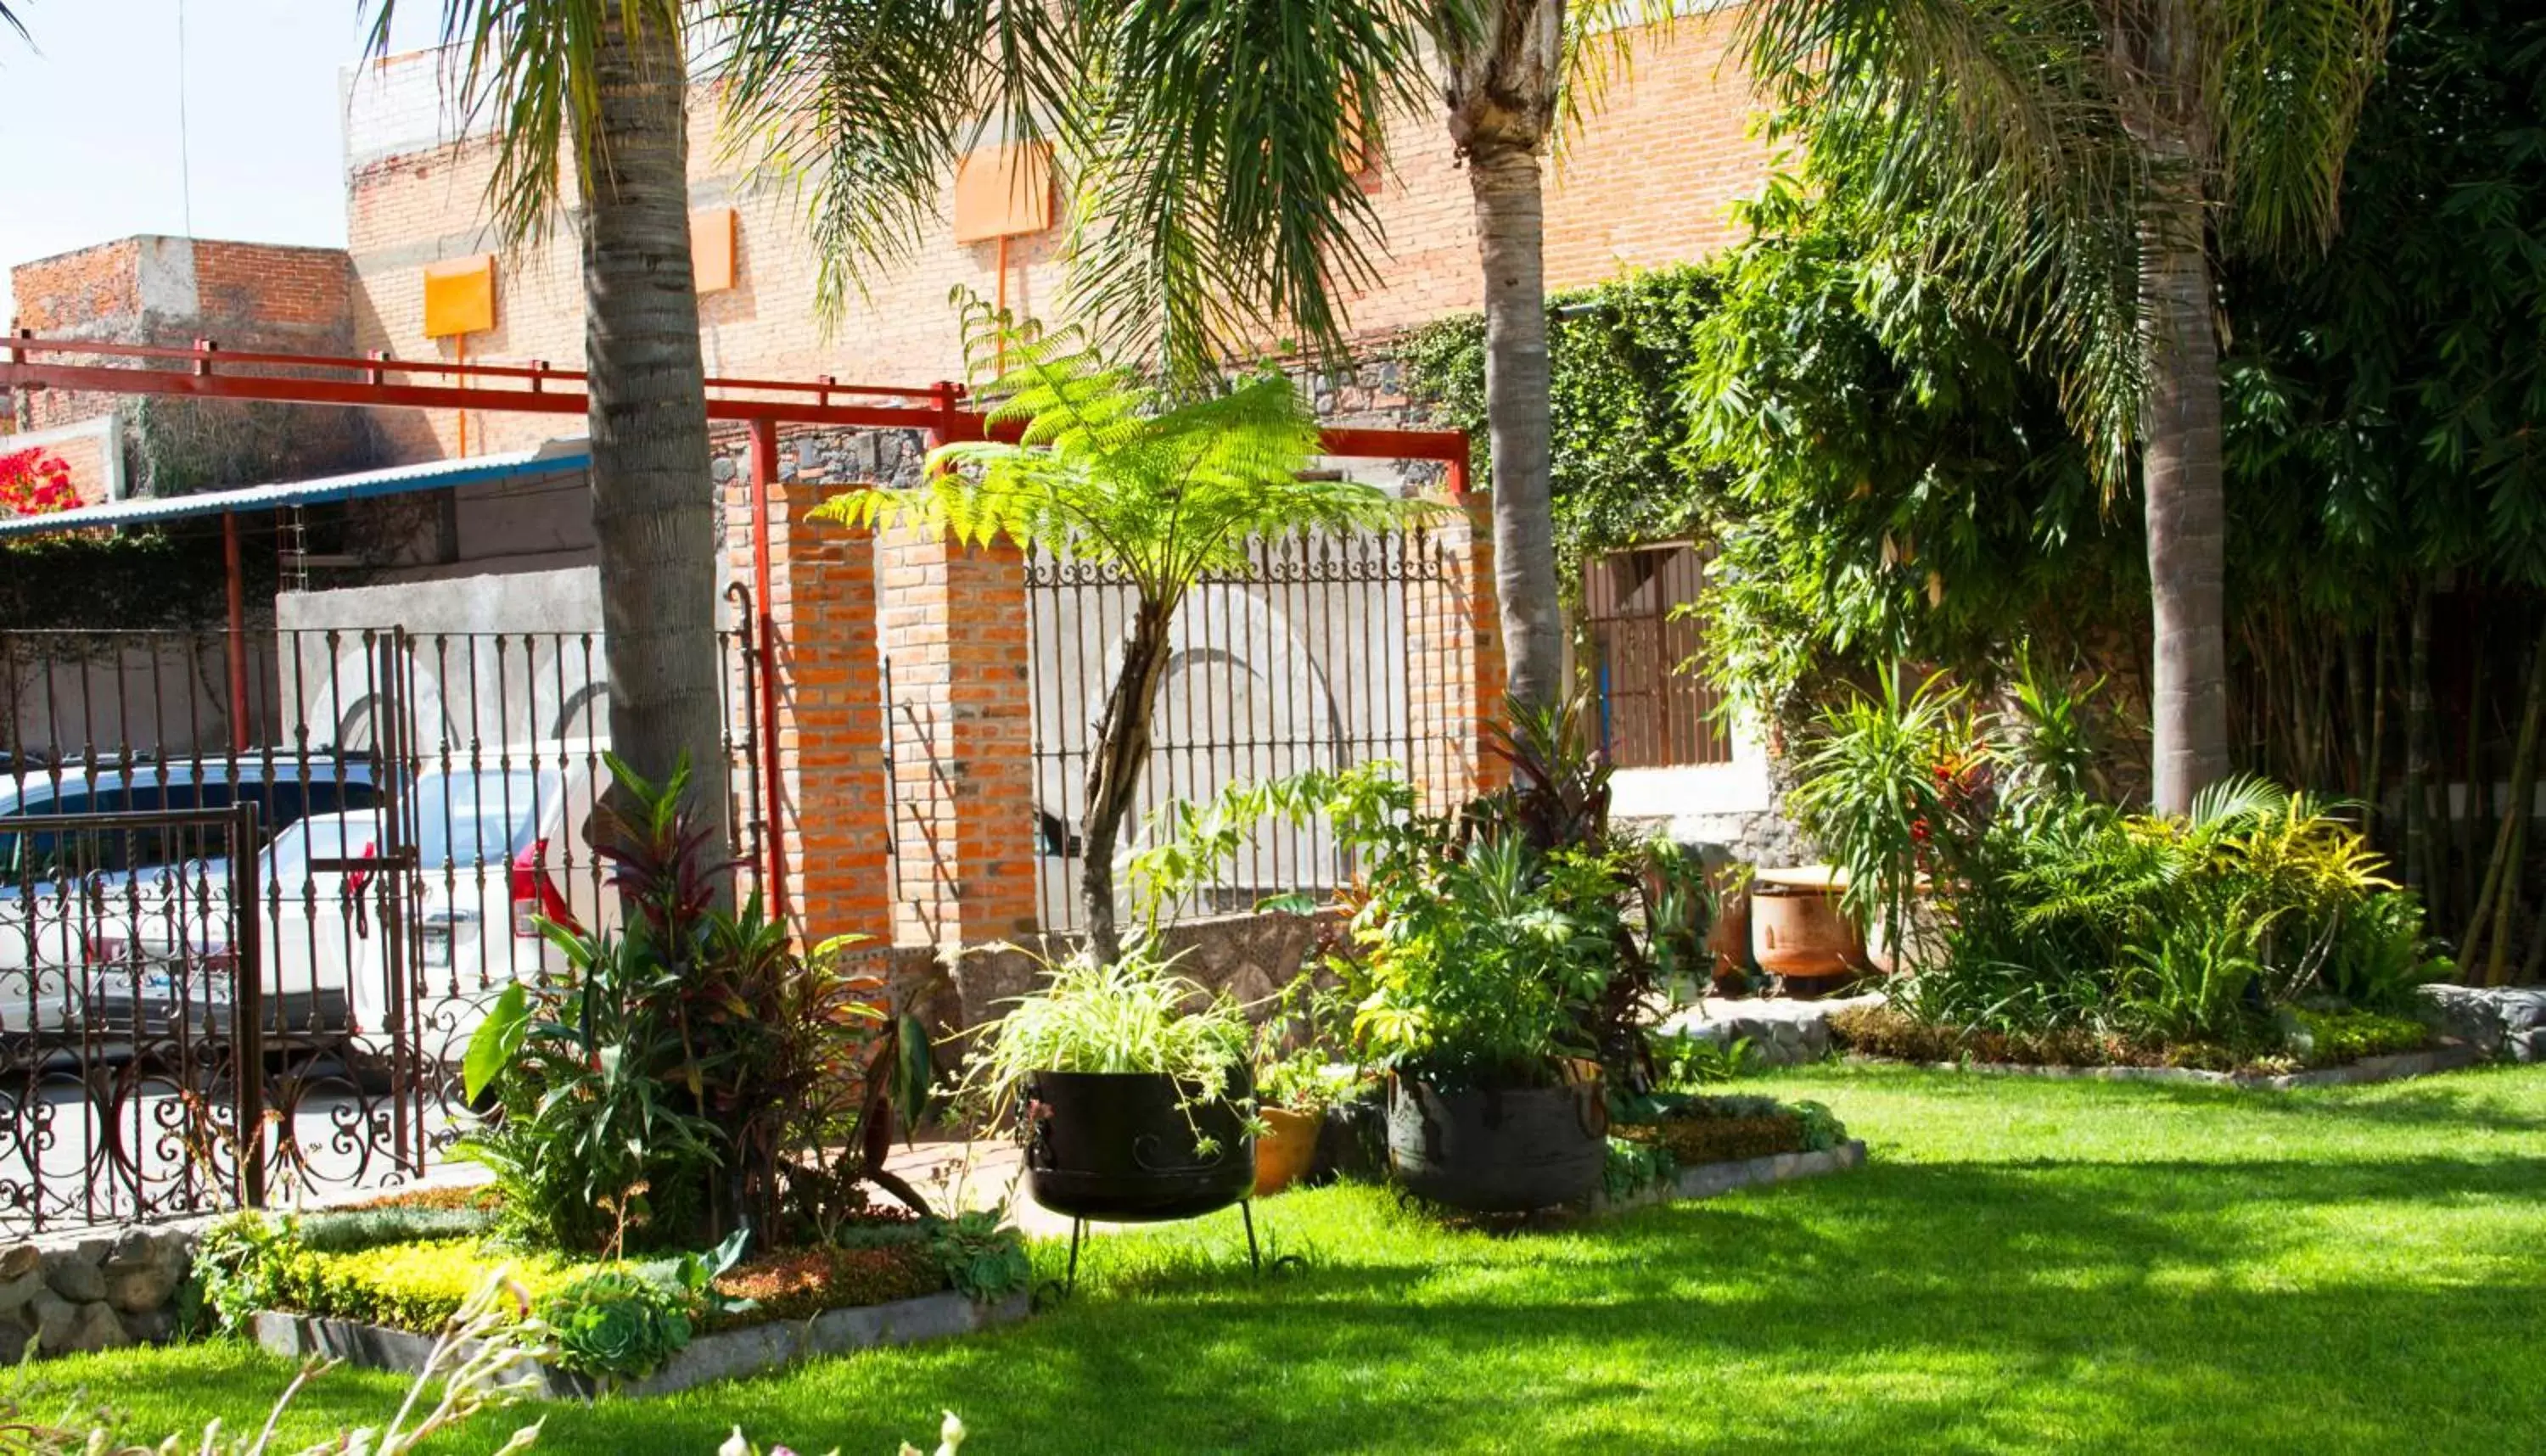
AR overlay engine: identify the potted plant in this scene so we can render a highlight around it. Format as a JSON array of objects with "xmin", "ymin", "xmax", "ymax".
[
  {"xmin": 1251, "ymin": 1048, "xmax": 1360, "ymax": 1196},
  {"xmin": 1343, "ymin": 831, "xmax": 1624, "ymax": 1214},
  {"xmin": 957, "ymin": 948, "xmax": 1258, "ymax": 1223}
]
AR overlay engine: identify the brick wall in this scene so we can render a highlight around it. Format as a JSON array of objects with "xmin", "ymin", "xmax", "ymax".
[
  {"xmin": 339, "ymin": 10, "xmax": 1773, "ymax": 464},
  {"xmin": 8, "ymin": 237, "xmax": 372, "ymax": 498}
]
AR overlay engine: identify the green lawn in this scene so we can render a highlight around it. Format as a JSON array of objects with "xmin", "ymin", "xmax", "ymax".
[{"xmin": 11, "ymin": 1063, "xmax": 2544, "ymax": 1454}]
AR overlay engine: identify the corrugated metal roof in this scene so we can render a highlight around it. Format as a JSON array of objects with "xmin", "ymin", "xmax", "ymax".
[{"xmin": 0, "ymin": 439, "xmax": 591, "ymax": 540}]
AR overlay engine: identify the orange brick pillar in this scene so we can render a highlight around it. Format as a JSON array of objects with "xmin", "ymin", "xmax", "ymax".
[
  {"xmin": 723, "ymin": 449, "xmax": 893, "ymax": 947},
  {"xmin": 876, "ymin": 523, "xmax": 1042, "ymax": 949},
  {"xmin": 1407, "ymin": 494, "xmax": 1506, "ymax": 808}
]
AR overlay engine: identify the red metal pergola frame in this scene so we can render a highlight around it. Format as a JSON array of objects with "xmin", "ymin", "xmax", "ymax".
[{"xmin": 2, "ymin": 332, "xmax": 1474, "ymax": 918}]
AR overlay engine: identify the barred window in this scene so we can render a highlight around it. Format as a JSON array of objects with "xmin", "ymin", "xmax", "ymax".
[{"xmin": 1581, "ymin": 543, "xmax": 1731, "ymax": 769}]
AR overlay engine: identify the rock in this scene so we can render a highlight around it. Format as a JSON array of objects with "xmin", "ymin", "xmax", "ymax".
[
  {"xmin": 122, "ymin": 1308, "xmax": 177, "ymax": 1345},
  {"xmin": 0, "ymin": 1268, "xmax": 43, "ymax": 1316},
  {"xmin": 66, "ymin": 1301, "xmax": 132, "ymax": 1354},
  {"xmin": 41, "ymin": 1251, "xmax": 105, "ymax": 1304},
  {"xmin": 0, "ymin": 1243, "xmax": 37, "ymax": 1281},
  {"xmin": 0, "ymin": 1319, "xmax": 26, "ymax": 1364},
  {"xmin": 103, "ymin": 1260, "xmax": 179, "ymax": 1315},
  {"xmin": 29, "ymin": 1290, "xmax": 80, "ymax": 1350},
  {"xmin": 2420, "ymin": 984, "xmax": 2546, "ymax": 1062}
]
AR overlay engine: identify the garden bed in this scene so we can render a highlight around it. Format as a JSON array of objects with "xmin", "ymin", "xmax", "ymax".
[
  {"xmin": 251, "ymin": 1288, "xmax": 1030, "ymax": 1400},
  {"xmin": 1600, "ymin": 1093, "xmax": 1867, "ymax": 1211},
  {"xmin": 1826, "ymin": 1004, "xmax": 2478, "ymax": 1085},
  {"xmin": 1598, "ymin": 1140, "xmax": 1869, "ymax": 1214}
]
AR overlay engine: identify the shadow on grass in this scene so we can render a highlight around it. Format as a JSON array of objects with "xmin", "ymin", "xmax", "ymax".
[{"xmin": 532, "ymin": 1147, "xmax": 2546, "ymax": 1455}]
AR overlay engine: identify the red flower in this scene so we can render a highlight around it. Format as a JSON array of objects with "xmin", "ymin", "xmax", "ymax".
[{"xmin": 0, "ymin": 446, "xmax": 78, "ymax": 517}]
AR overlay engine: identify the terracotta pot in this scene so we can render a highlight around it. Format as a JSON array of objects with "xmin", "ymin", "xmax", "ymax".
[
  {"xmin": 1708, "ymin": 883, "xmax": 1753, "ymax": 997},
  {"xmin": 1253, "ymin": 1106, "xmax": 1321, "ymax": 1197},
  {"xmin": 1750, "ymin": 865, "xmax": 1870, "ymax": 999}
]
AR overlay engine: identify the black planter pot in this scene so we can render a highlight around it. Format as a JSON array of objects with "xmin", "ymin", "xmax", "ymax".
[
  {"xmin": 1024, "ymin": 1069, "xmax": 1255, "ymax": 1223},
  {"xmin": 1386, "ymin": 1075, "xmax": 1608, "ymax": 1213},
  {"xmin": 1313, "ymin": 1097, "xmax": 1388, "ymax": 1184}
]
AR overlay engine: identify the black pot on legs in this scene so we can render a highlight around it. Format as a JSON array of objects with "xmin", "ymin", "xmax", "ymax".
[
  {"xmin": 1386, "ymin": 1074, "xmax": 1607, "ymax": 1213},
  {"xmin": 1023, "ymin": 1069, "xmax": 1255, "ymax": 1223}
]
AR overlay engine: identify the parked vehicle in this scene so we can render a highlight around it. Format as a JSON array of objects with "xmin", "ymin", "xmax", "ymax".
[
  {"xmin": 1, "ymin": 759, "xmax": 381, "ymax": 1039},
  {"xmin": 115, "ymin": 752, "xmax": 615, "ymax": 1052}
]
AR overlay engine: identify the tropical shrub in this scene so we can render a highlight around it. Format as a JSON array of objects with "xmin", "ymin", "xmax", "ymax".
[
  {"xmin": 1792, "ymin": 674, "xmax": 2448, "ymax": 1054},
  {"xmin": 463, "ymin": 757, "xmax": 932, "ymax": 1254}
]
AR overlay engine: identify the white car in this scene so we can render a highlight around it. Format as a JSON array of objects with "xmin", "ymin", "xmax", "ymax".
[{"xmin": 79, "ymin": 751, "xmax": 615, "ymax": 1056}]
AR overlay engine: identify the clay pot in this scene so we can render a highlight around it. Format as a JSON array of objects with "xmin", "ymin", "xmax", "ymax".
[
  {"xmin": 1253, "ymin": 1106, "xmax": 1321, "ymax": 1197},
  {"xmin": 1708, "ymin": 882, "xmax": 1753, "ymax": 997},
  {"xmin": 1750, "ymin": 865, "xmax": 1870, "ymax": 999}
]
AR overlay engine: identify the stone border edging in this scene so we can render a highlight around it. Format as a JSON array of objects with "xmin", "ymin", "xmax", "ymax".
[
  {"xmin": 1857, "ymin": 1038, "xmax": 2483, "ymax": 1089},
  {"xmin": 1598, "ymin": 1139, "xmax": 1868, "ymax": 1215},
  {"xmin": 253, "ymin": 1288, "xmax": 1031, "ymax": 1400}
]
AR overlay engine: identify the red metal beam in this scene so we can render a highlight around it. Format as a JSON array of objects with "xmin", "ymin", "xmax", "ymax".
[{"xmin": 0, "ymin": 333, "xmax": 1471, "ymax": 490}]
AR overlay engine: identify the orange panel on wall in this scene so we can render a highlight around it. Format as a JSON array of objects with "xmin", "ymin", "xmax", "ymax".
[
  {"xmin": 422, "ymin": 254, "xmax": 496, "ymax": 338},
  {"xmin": 692, "ymin": 207, "xmax": 738, "ymax": 294},
  {"xmin": 951, "ymin": 143, "xmax": 1055, "ymax": 244}
]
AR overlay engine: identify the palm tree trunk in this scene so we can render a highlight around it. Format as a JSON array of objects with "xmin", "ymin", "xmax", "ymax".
[
  {"xmin": 1469, "ymin": 141, "xmax": 1565, "ymax": 716},
  {"xmin": 2138, "ymin": 180, "xmax": 2231, "ymax": 815},
  {"xmin": 1080, "ymin": 597, "xmax": 1174, "ymax": 964},
  {"xmin": 580, "ymin": 9, "xmax": 727, "ymax": 871}
]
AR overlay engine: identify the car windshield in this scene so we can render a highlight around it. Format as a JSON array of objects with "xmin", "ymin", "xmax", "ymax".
[{"xmin": 413, "ymin": 770, "xmax": 556, "ymax": 871}]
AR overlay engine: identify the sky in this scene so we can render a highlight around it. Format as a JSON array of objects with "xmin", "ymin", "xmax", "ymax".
[{"xmin": 1, "ymin": 1, "xmax": 440, "ymax": 311}]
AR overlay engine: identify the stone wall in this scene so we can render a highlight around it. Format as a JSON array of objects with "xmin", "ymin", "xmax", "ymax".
[{"xmin": 0, "ymin": 1228, "xmax": 195, "ymax": 1360}]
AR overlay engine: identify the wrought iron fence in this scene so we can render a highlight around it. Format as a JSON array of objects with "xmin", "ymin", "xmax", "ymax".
[
  {"xmin": 1580, "ymin": 543, "xmax": 1731, "ymax": 770},
  {"xmin": 0, "ymin": 608, "xmax": 767, "ymax": 1234},
  {"xmin": 1022, "ymin": 529, "xmax": 1455, "ymax": 934}
]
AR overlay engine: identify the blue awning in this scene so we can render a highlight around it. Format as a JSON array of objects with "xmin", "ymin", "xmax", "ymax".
[{"xmin": 0, "ymin": 439, "xmax": 591, "ymax": 540}]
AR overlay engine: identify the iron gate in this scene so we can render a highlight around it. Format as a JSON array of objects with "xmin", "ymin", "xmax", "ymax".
[
  {"xmin": 1021, "ymin": 529, "xmax": 1456, "ymax": 933},
  {"xmin": 1, "ymin": 610, "xmax": 768, "ymax": 1234}
]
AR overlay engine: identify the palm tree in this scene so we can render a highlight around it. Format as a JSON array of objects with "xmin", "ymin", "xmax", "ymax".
[
  {"xmin": 1736, "ymin": 0, "xmax": 2392, "ymax": 812},
  {"xmin": 363, "ymin": 0, "xmax": 727, "ymax": 851},
  {"xmin": 712, "ymin": 1, "xmax": 1650, "ymax": 722},
  {"xmin": 810, "ymin": 300, "xmax": 1434, "ymax": 961}
]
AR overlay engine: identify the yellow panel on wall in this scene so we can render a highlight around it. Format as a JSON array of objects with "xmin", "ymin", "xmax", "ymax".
[
  {"xmin": 422, "ymin": 254, "xmax": 496, "ymax": 338},
  {"xmin": 692, "ymin": 207, "xmax": 738, "ymax": 294},
  {"xmin": 951, "ymin": 143, "xmax": 1055, "ymax": 244}
]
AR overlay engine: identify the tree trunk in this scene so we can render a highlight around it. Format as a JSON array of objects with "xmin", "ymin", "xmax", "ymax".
[
  {"xmin": 1079, "ymin": 597, "xmax": 1175, "ymax": 965},
  {"xmin": 2138, "ymin": 179, "xmax": 2231, "ymax": 815},
  {"xmin": 1444, "ymin": 1, "xmax": 1565, "ymax": 720},
  {"xmin": 580, "ymin": 9, "xmax": 726, "ymax": 880},
  {"xmin": 1468, "ymin": 143, "xmax": 1564, "ymax": 718}
]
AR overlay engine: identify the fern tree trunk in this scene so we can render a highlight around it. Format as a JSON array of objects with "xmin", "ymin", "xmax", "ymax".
[
  {"xmin": 1080, "ymin": 597, "xmax": 1174, "ymax": 964},
  {"xmin": 1446, "ymin": 0, "xmax": 1566, "ymax": 719},
  {"xmin": 580, "ymin": 8, "xmax": 726, "ymax": 874}
]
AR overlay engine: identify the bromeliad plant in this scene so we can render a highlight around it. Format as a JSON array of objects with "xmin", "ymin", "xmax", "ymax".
[
  {"xmin": 811, "ymin": 297, "xmax": 1438, "ymax": 964},
  {"xmin": 463, "ymin": 757, "xmax": 934, "ymax": 1255}
]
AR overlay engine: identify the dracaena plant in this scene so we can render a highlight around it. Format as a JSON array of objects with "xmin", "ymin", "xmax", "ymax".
[{"xmin": 463, "ymin": 756, "xmax": 934, "ymax": 1255}]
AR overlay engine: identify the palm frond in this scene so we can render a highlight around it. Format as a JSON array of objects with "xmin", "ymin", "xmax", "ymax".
[
  {"xmin": 2185, "ymin": 772, "xmax": 2290, "ymax": 833},
  {"xmin": 703, "ymin": 0, "xmax": 1078, "ymax": 320},
  {"xmin": 2211, "ymin": 0, "xmax": 2395, "ymax": 256},
  {"xmin": 811, "ymin": 298, "xmax": 1441, "ymax": 606}
]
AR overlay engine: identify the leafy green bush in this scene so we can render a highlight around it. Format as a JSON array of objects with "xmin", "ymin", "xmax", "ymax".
[
  {"xmin": 928, "ymin": 1209, "xmax": 1033, "ymax": 1303},
  {"xmin": 540, "ymin": 1269, "xmax": 695, "ymax": 1381},
  {"xmin": 194, "ymin": 1211, "xmax": 308, "ymax": 1338},
  {"xmin": 1792, "ymin": 1100, "xmax": 1849, "ymax": 1153},
  {"xmin": 1792, "ymin": 674, "xmax": 2447, "ymax": 1052},
  {"xmin": 2284, "ymin": 1008, "xmax": 2434, "ymax": 1066},
  {"xmin": 291, "ymin": 1239, "xmax": 587, "ymax": 1333}
]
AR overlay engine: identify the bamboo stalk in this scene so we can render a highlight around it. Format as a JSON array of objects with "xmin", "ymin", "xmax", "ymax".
[
  {"xmin": 2473, "ymin": 623, "xmax": 2546, "ymax": 982},
  {"xmin": 2404, "ymin": 585, "xmax": 2434, "ymax": 894}
]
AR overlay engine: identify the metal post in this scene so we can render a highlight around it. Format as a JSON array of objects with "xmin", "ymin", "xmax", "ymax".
[
  {"xmin": 749, "ymin": 417, "xmax": 790, "ymax": 921},
  {"xmin": 230, "ymin": 798, "xmax": 266, "ymax": 1209},
  {"xmin": 224, "ymin": 512, "xmax": 250, "ymax": 754}
]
